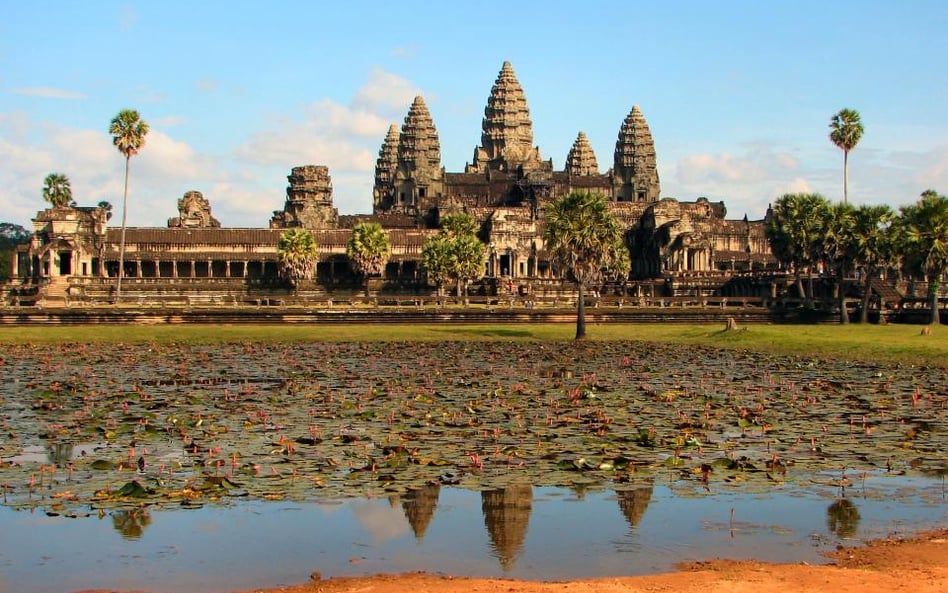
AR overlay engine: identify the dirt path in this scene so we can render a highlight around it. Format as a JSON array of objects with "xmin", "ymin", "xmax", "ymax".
[{"xmin": 74, "ymin": 528, "xmax": 948, "ymax": 593}]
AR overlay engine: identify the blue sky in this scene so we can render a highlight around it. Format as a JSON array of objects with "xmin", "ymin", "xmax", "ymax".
[{"xmin": 2, "ymin": 1, "xmax": 946, "ymax": 229}]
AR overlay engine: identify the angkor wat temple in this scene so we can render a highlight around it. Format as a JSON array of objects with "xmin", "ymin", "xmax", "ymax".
[{"xmin": 10, "ymin": 61, "xmax": 777, "ymax": 305}]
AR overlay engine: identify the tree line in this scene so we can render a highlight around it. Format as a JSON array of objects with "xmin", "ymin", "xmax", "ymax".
[{"xmin": 765, "ymin": 190, "xmax": 948, "ymax": 324}]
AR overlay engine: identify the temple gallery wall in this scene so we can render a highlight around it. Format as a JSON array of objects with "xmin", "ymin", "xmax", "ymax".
[{"xmin": 13, "ymin": 61, "xmax": 777, "ymax": 305}]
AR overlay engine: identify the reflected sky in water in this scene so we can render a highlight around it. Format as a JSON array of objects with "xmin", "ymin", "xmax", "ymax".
[{"xmin": 0, "ymin": 479, "xmax": 945, "ymax": 593}]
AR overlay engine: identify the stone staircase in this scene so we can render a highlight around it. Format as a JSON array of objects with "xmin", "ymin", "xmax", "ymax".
[{"xmin": 38, "ymin": 277, "xmax": 71, "ymax": 306}]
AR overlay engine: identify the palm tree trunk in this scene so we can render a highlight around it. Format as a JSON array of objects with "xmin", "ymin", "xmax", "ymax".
[
  {"xmin": 836, "ymin": 265, "xmax": 848, "ymax": 324},
  {"xmin": 843, "ymin": 150, "xmax": 849, "ymax": 204},
  {"xmin": 930, "ymin": 279, "xmax": 941, "ymax": 325},
  {"xmin": 364, "ymin": 276, "xmax": 370, "ymax": 298},
  {"xmin": 116, "ymin": 155, "xmax": 130, "ymax": 301},
  {"xmin": 575, "ymin": 282, "xmax": 587, "ymax": 339},
  {"xmin": 859, "ymin": 269, "xmax": 873, "ymax": 324}
]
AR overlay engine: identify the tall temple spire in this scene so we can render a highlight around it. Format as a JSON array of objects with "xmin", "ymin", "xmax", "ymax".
[
  {"xmin": 613, "ymin": 105, "xmax": 660, "ymax": 202},
  {"xmin": 398, "ymin": 96, "xmax": 441, "ymax": 176},
  {"xmin": 373, "ymin": 124, "xmax": 399, "ymax": 211},
  {"xmin": 564, "ymin": 131, "xmax": 599, "ymax": 176},
  {"xmin": 394, "ymin": 96, "xmax": 443, "ymax": 214},
  {"xmin": 466, "ymin": 61, "xmax": 543, "ymax": 173}
]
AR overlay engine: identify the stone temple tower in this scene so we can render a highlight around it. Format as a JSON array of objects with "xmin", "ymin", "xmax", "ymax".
[
  {"xmin": 373, "ymin": 124, "xmax": 399, "ymax": 212},
  {"xmin": 466, "ymin": 61, "xmax": 544, "ymax": 173},
  {"xmin": 564, "ymin": 131, "xmax": 599, "ymax": 176},
  {"xmin": 613, "ymin": 105, "xmax": 660, "ymax": 202},
  {"xmin": 394, "ymin": 96, "xmax": 443, "ymax": 216},
  {"xmin": 269, "ymin": 165, "xmax": 339, "ymax": 229}
]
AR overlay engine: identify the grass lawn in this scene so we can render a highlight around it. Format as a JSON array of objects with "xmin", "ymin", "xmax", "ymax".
[{"xmin": 1, "ymin": 322, "xmax": 945, "ymax": 368}]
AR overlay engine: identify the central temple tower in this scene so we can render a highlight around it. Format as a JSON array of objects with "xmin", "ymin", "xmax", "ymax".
[{"xmin": 466, "ymin": 61, "xmax": 544, "ymax": 173}]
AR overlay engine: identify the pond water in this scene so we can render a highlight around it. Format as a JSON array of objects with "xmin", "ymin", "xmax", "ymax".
[
  {"xmin": 1, "ymin": 478, "xmax": 945, "ymax": 593},
  {"xmin": 1, "ymin": 340, "xmax": 946, "ymax": 592}
]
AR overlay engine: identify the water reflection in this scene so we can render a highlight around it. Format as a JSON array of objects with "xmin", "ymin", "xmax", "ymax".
[
  {"xmin": 617, "ymin": 483, "xmax": 654, "ymax": 530},
  {"xmin": 2, "ymin": 480, "xmax": 944, "ymax": 593},
  {"xmin": 402, "ymin": 484, "xmax": 440, "ymax": 540},
  {"xmin": 826, "ymin": 498, "xmax": 861, "ymax": 539},
  {"xmin": 482, "ymin": 485, "xmax": 533, "ymax": 570},
  {"xmin": 112, "ymin": 507, "xmax": 152, "ymax": 540},
  {"xmin": 46, "ymin": 442, "xmax": 74, "ymax": 466}
]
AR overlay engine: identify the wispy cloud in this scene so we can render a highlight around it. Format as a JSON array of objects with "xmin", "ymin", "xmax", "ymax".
[
  {"xmin": 12, "ymin": 87, "xmax": 86, "ymax": 100},
  {"xmin": 119, "ymin": 4, "xmax": 137, "ymax": 31},
  {"xmin": 194, "ymin": 79, "xmax": 219, "ymax": 93}
]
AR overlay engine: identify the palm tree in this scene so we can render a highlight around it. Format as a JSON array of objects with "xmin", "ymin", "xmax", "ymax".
[
  {"xmin": 850, "ymin": 204, "xmax": 895, "ymax": 323},
  {"xmin": 543, "ymin": 191, "xmax": 624, "ymax": 339},
  {"xmin": 42, "ymin": 173, "xmax": 74, "ymax": 208},
  {"xmin": 438, "ymin": 213, "xmax": 485, "ymax": 303},
  {"xmin": 346, "ymin": 222, "xmax": 391, "ymax": 297},
  {"xmin": 899, "ymin": 190, "xmax": 948, "ymax": 325},
  {"xmin": 449, "ymin": 233, "xmax": 486, "ymax": 304},
  {"xmin": 277, "ymin": 228, "xmax": 319, "ymax": 289},
  {"xmin": 421, "ymin": 234, "xmax": 454, "ymax": 301},
  {"xmin": 829, "ymin": 108, "xmax": 864, "ymax": 204},
  {"xmin": 820, "ymin": 202, "xmax": 856, "ymax": 324},
  {"xmin": 109, "ymin": 109, "xmax": 149, "ymax": 300},
  {"xmin": 765, "ymin": 193, "xmax": 830, "ymax": 308}
]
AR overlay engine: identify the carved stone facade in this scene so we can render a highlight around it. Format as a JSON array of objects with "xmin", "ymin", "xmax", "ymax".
[
  {"xmin": 168, "ymin": 191, "xmax": 220, "ymax": 228},
  {"xmin": 17, "ymin": 61, "xmax": 776, "ymax": 302}
]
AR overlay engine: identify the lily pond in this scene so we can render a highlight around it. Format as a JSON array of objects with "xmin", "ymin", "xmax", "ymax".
[{"xmin": 1, "ymin": 339, "xmax": 946, "ymax": 592}]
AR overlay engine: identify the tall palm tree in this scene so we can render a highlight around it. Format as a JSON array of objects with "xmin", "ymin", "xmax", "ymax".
[
  {"xmin": 899, "ymin": 190, "xmax": 948, "ymax": 325},
  {"xmin": 346, "ymin": 222, "xmax": 391, "ymax": 297},
  {"xmin": 829, "ymin": 108, "xmax": 864, "ymax": 204},
  {"xmin": 277, "ymin": 228, "xmax": 319, "ymax": 289},
  {"xmin": 41, "ymin": 173, "xmax": 74, "ymax": 208},
  {"xmin": 544, "ymin": 191, "xmax": 624, "ymax": 339},
  {"xmin": 109, "ymin": 109, "xmax": 149, "ymax": 300},
  {"xmin": 820, "ymin": 202, "xmax": 856, "ymax": 324},
  {"xmin": 850, "ymin": 204, "xmax": 895, "ymax": 323},
  {"xmin": 765, "ymin": 193, "xmax": 830, "ymax": 308}
]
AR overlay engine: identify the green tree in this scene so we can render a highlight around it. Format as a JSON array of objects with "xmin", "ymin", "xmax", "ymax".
[
  {"xmin": 346, "ymin": 222, "xmax": 391, "ymax": 297},
  {"xmin": 42, "ymin": 173, "xmax": 74, "ymax": 208},
  {"xmin": 277, "ymin": 228, "xmax": 319, "ymax": 288},
  {"xmin": 543, "ymin": 191, "xmax": 625, "ymax": 339},
  {"xmin": 829, "ymin": 108, "xmax": 864, "ymax": 204},
  {"xmin": 109, "ymin": 109, "xmax": 149, "ymax": 300},
  {"xmin": 421, "ymin": 234, "xmax": 454, "ymax": 299},
  {"xmin": 899, "ymin": 190, "xmax": 948, "ymax": 325},
  {"xmin": 765, "ymin": 193, "xmax": 830, "ymax": 308},
  {"xmin": 439, "ymin": 213, "xmax": 485, "ymax": 303},
  {"xmin": 851, "ymin": 204, "xmax": 895, "ymax": 323},
  {"xmin": 0, "ymin": 222, "xmax": 30, "ymax": 281},
  {"xmin": 440, "ymin": 212, "xmax": 479, "ymax": 237}
]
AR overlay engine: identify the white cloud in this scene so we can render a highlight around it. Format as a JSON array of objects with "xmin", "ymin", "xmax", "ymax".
[
  {"xmin": 913, "ymin": 146, "xmax": 948, "ymax": 190},
  {"xmin": 352, "ymin": 68, "xmax": 422, "ymax": 113},
  {"xmin": 234, "ymin": 68, "xmax": 418, "ymax": 179},
  {"xmin": 12, "ymin": 87, "xmax": 86, "ymax": 100}
]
